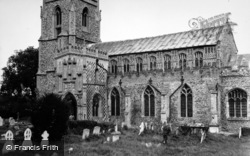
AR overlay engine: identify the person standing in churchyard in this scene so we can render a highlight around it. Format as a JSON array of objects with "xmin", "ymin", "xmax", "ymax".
[{"xmin": 162, "ymin": 122, "xmax": 171, "ymax": 144}]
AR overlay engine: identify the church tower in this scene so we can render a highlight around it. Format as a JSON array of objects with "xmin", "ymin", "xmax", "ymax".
[{"xmin": 37, "ymin": 0, "xmax": 109, "ymax": 121}]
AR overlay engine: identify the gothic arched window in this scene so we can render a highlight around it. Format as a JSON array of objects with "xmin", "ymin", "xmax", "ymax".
[
  {"xmin": 123, "ymin": 59, "xmax": 130, "ymax": 73},
  {"xmin": 181, "ymin": 84, "xmax": 193, "ymax": 117},
  {"xmin": 136, "ymin": 57, "xmax": 143, "ymax": 73},
  {"xmin": 144, "ymin": 86, "xmax": 155, "ymax": 117},
  {"xmin": 110, "ymin": 60, "xmax": 117, "ymax": 74},
  {"xmin": 55, "ymin": 6, "xmax": 62, "ymax": 36},
  {"xmin": 179, "ymin": 53, "xmax": 187, "ymax": 70},
  {"xmin": 164, "ymin": 55, "xmax": 171, "ymax": 70},
  {"xmin": 150, "ymin": 56, "xmax": 157, "ymax": 70},
  {"xmin": 228, "ymin": 89, "xmax": 247, "ymax": 117},
  {"xmin": 93, "ymin": 94, "xmax": 100, "ymax": 117},
  {"xmin": 111, "ymin": 88, "xmax": 120, "ymax": 116},
  {"xmin": 82, "ymin": 7, "xmax": 88, "ymax": 27},
  {"xmin": 195, "ymin": 52, "xmax": 203, "ymax": 68}
]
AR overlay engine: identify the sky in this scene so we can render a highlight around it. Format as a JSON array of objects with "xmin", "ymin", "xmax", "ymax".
[{"xmin": 0, "ymin": 0, "xmax": 250, "ymax": 81}]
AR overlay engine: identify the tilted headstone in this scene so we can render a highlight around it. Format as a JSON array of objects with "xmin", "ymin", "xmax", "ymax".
[
  {"xmin": 2, "ymin": 130, "xmax": 14, "ymax": 154},
  {"xmin": 0, "ymin": 117, "xmax": 3, "ymax": 126},
  {"xmin": 82, "ymin": 129, "xmax": 90, "ymax": 140},
  {"xmin": 41, "ymin": 130, "xmax": 49, "ymax": 147},
  {"xmin": 93, "ymin": 126, "xmax": 101, "ymax": 135},
  {"xmin": 138, "ymin": 122, "xmax": 145, "ymax": 135},
  {"xmin": 22, "ymin": 128, "xmax": 33, "ymax": 149},
  {"xmin": 112, "ymin": 135, "xmax": 119, "ymax": 142}
]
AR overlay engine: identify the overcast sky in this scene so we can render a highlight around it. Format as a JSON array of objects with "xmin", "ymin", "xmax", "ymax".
[{"xmin": 0, "ymin": 0, "xmax": 250, "ymax": 81}]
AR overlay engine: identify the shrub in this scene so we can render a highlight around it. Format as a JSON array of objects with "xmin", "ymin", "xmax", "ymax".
[{"xmin": 31, "ymin": 93, "xmax": 69, "ymax": 141}]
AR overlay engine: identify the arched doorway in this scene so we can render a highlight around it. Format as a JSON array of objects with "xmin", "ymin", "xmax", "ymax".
[{"xmin": 63, "ymin": 93, "xmax": 77, "ymax": 120}]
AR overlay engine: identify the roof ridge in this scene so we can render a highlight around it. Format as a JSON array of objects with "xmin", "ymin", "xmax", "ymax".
[{"xmin": 96, "ymin": 25, "xmax": 224, "ymax": 45}]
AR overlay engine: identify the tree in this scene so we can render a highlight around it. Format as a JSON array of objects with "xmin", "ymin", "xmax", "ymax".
[
  {"xmin": 1, "ymin": 46, "xmax": 38, "ymax": 97},
  {"xmin": 31, "ymin": 93, "xmax": 69, "ymax": 141}
]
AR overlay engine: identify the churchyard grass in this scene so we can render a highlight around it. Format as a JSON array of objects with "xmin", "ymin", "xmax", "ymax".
[{"xmin": 64, "ymin": 129, "xmax": 245, "ymax": 156}]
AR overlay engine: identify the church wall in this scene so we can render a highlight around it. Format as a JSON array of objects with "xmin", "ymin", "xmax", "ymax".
[{"xmin": 221, "ymin": 68, "xmax": 250, "ymax": 132}]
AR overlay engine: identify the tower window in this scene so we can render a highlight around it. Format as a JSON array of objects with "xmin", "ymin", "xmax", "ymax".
[
  {"xmin": 179, "ymin": 53, "xmax": 187, "ymax": 70},
  {"xmin": 150, "ymin": 56, "xmax": 157, "ymax": 70},
  {"xmin": 55, "ymin": 6, "xmax": 62, "ymax": 36},
  {"xmin": 164, "ymin": 55, "xmax": 171, "ymax": 70},
  {"xmin": 144, "ymin": 86, "xmax": 155, "ymax": 117},
  {"xmin": 195, "ymin": 52, "xmax": 203, "ymax": 68},
  {"xmin": 181, "ymin": 84, "xmax": 193, "ymax": 117},
  {"xmin": 111, "ymin": 88, "xmax": 120, "ymax": 116},
  {"xmin": 82, "ymin": 7, "xmax": 89, "ymax": 27},
  {"xmin": 136, "ymin": 57, "xmax": 143, "ymax": 73},
  {"xmin": 123, "ymin": 59, "xmax": 130, "ymax": 73},
  {"xmin": 228, "ymin": 89, "xmax": 247, "ymax": 117}
]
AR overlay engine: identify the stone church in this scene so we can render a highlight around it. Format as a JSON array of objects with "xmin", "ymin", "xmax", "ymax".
[{"xmin": 37, "ymin": 0, "xmax": 250, "ymax": 132}]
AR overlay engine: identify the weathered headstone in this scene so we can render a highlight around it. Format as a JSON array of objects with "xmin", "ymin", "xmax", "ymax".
[
  {"xmin": 138, "ymin": 122, "xmax": 145, "ymax": 135},
  {"xmin": 121, "ymin": 122, "xmax": 125, "ymax": 129},
  {"xmin": 41, "ymin": 130, "xmax": 49, "ymax": 147},
  {"xmin": 112, "ymin": 135, "xmax": 119, "ymax": 142},
  {"xmin": 82, "ymin": 129, "xmax": 90, "ymax": 140},
  {"xmin": 22, "ymin": 128, "xmax": 33, "ymax": 149},
  {"xmin": 145, "ymin": 122, "xmax": 148, "ymax": 129},
  {"xmin": 2, "ymin": 130, "xmax": 14, "ymax": 154},
  {"xmin": 93, "ymin": 126, "xmax": 101, "ymax": 135},
  {"xmin": 0, "ymin": 117, "xmax": 3, "ymax": 126},
  {"xmin": 107, "ymin": 136, "xmax": 111, "ymax": 142},
  {"xmin": 239, "ymin": 127, "xmax": 242, "ymax": 139}
]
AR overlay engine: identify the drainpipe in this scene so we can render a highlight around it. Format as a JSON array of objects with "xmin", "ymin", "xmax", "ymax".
[{"xmin": 168, "ymin": 74, "xmax": 184, "ymax": 123}]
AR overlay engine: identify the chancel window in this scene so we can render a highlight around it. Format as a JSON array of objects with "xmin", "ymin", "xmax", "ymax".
[
  {"xmin": 179, "ymin": 53, "xmax": 187, "ymax": 70},
  {"xmin": 181, "ymin": 84, "xmax": 193, "ymax": 117},
  {"xmin": 55, "ymin": 6, "xmax": 62, "ymax": 36},
  {"xmin": 110, "ymin": 60, "xmax": 117, "ymax": 74},
  {"xmin": 164, "ymin": 55, "xmax": 171, "ymax": 70},
  {"xmin": 228, "ymin": 89, "xmax": 247, "ymax": 117},
  {"xmin": 111, "ymin": 88, "xmax": 120, "ymax": 116},
  {"xmin": 93, "ymin": 94, "xmax": 100, "ymax": 117},
  {"xmin": 195, "ymin": 52, "xmax": 203, "ymax": 68},
  {"xmin": 144, "ymin": 86, "xmax": 155, "ymax": 117},
  {"xmin": 82, "ymin": 7, "xmax": 88, "ymax": 27},
  {"xmin": 136, "ymin": 57, "xmax": 143, "ymax": 73},
  {"xmin": 150, "ymin": 56, "xmax": 157, "ymax": 70},
  {"xmin": 123, "ymin": 59, "xmax": 130, "ymax": 73}
]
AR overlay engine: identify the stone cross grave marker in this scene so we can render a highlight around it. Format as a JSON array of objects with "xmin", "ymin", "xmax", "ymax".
[
  {"xmin": 112, "ymin": 135, "xmax": 119, "ymax": 142},
  {"xmin": 82, "ymin": 129, "xmax": 90, "ymax": 140},
  {"xmin": 93, "ymin": 126, "xmax": 101, "ymax": 135},
  {"xmin": 0, "ymin": 117, "xmax": 3, "ymax": 126},
  {"xmin": 41, "ymin": 130, "xmax": 49, "ymax": 147},
  {"xmin": 22, "ymin": 128, "xmax": 33, "ymax": 148}
]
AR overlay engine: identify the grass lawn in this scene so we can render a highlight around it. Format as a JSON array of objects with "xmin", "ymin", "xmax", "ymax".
[{"xmin": 64, "ymin": 129, "xmax": 246, "ymax": 156}]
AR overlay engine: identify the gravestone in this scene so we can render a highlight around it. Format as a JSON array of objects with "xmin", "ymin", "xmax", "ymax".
[
  {"xmin": 82, "ymin": 129, "xmax": 90, "ymax": 140},
  {"xmin": 22, "ymin": 128, "xmax": 33, "ymax": 149},
  {"xmin": 112, "ymin": 135, "xmax": 119, "ymax": 142},
  {"xmin": 107, "ymin": 136, "xmax": 111, "ymax": 142},
  {"xmin": 41, "ymin": 130, "xmax": 49, "ymax": 147},
  {"xmin": 0, "ymin": 117, "xmax": 3, "ymax": 126},
  {"xmin": 121, "ymin": 122, "xmax": 125, "ymax": 129},
  {"xmin": 2, "ymin": 130, "xmax": 14, "ymax": 154},
  {"xmin": 145, "ymin": 122, "xmax": 148, "ymax": 129},
  {"xmin": 93, "ymin": 126, "xmax": 101, "ymax": 135},
  {"xmin": 239, "ymin": 127, "xmax": 242, "ymax": 139},
  {"xmin": 139, "ymin": 122, "xmax": 145, "ymax": 135}
]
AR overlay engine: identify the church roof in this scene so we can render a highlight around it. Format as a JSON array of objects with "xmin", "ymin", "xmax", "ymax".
[{"xmin": 90, "ymin": 26, "xmax": 225, "ymax": 56}]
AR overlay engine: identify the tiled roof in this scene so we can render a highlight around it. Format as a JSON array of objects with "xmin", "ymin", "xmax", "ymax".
[{"xmin": 90, "ymin": 26, "xmax": 224, "ymax": 56}]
